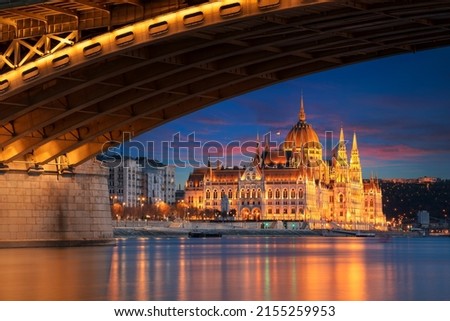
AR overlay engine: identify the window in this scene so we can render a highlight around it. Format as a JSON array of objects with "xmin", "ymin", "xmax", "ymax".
[
  {"xmin": 228, "ymin": 189, "xmax": 233, "ymax": 199},
  {"xmin": 257, "ymin": 189, "xmax": 261, "ymax": 198},
  {"xmin": 268, "ymin": 208, "xmax": 273, "ymax": 214},
  {"xmin": 291, "ymin": 208, "xmax": 296, "ymax": 214},
  {"xmin": 298, "ymin": 189, "xmax": 304, "ymax": 199},
  {"xmin": 283, "ymin": 208, "xmax": 288, "ymax": 214},
  {"xmin": 240, "ymin": 189, "xmax": 245, "ymax": 198},
  {"xmin": 206, "ymin": 189, "xmax": 211, "ymax": 199},
  {"xmin": 251, "ymin": 189, "xmax": 256, "ymax": 198},
  {"xmin": 370, "ymin": 199, "xmax": 374, "ymax": 207},
  {"xmin": 275, "ymin": 208, "xmax": 280, "ymax": 214},
  {"xmin": 283, "ymin": 189, "xmax": 288, "ymax": 199},
  {"xmin": 339, "ymin": 194, "xmax": 344, "ymax": 203},
  {"xmin": 275, "ymin": 189, "xmax": 281, "ymax": 199},
  {"xmin": 291, "ymin": 189, "xmax": 296, "ymax": 199},
  {"xmin": 268, "ymin": 189, "xmax": 273, "ymax": 198},
  {"xmin": 221, "ymin": 189, "xmax": 225, "ymax": 198},
  {"xmin": 213, "ymin": 189, "xmax": 218, "ymax": 199},
  {"xmin": 246, "ymin": 189, "xmax": 250, "ymax": 198}
]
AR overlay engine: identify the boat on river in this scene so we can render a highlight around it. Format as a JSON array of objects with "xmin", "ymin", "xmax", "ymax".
[
  {"xmin": 188, "ymin": 231, "xmax": 223, "ymax": 238},
  {"xmin": 355, "ymin": 231, "xmax": 376, "ymax": 237}
]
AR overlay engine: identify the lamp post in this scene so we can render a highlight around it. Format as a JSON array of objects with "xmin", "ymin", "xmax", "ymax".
[
  {"xmin": 138, "ymin": 194, "xmax": 146, "ymax": 220},
  {"xmin": 123, "ymin": 202, "xmax": 127, "ymax": 225}
]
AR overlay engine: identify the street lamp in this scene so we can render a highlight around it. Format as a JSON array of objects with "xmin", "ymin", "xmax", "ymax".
[{"xmin": 138, "ymin": 194, "xmax": 146, "ymax": 220}]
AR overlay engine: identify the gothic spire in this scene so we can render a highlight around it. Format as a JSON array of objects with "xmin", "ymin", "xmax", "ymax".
[
  {"xmin": 253, "ymin": 132, "xmax": 261, "ymax": 167},
  {"xmin": 350, "ymin": 131, "xmax": 362, "ymax": 184},
  {"xmin": 256, "ymin": 132, "xmax": 261, "ymax": 155},
  {"xmin": 351, "ymin": 131, "xmax": 359, "ymax": 154},
  {"xmin": 299, "ymin": 94, "xmax": 306, "ymax": 122},
  {"xmin": 336, "ymin": 125, "xmax": 348, "ymax": 169}
]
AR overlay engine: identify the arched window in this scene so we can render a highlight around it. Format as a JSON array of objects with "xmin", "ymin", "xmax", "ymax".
[
  {"xmin": 339, "ymin": 194, "xmax": 344, "ymax": 203},
  {"xmin": 298, "ymin": 189, "xmax": 304, "ymax": 199},
  {"xmin": 251, "ymin": 189, "xmax": 256, "ymax": 198},
  {"xmin": 221, "ymin": 189, "xmax": 225, "ymax": 198},
  {"xmin": 275, "ymin": 189, "xmax": 281, "ymax": 199},
  {"xmin": 206, "ymin": 189, "xmax": 211, "ymax": 199},
  {"xmin": 370, "ymin": 199, "xmax": 374, "ymax": 207},
  {"xmin": 228, "ymin": 189, "xmax": 233, "ymax": 199},
  {"xmin": 268, "ymin": 189, "xmax": 273, "ymax": 198},
  {"xmin": 257, "ymin": 189, "xmax": 261, "ymax": 198},
  {"xmin": 213, "ymin": 189, "xmax": 218, "ymax": 199},
  {"xmin": 240, "ymin": 189, "xmax": 245, "ymax": 198},
  {"xmin": 246, "ymin": 189, "xmax": 250, "ymax": 198},
  {"xmin": 282, "ymin": 189, "xmax": 288, "ymax": 199},
  {"xmin": 188, "ymin": 181, "xmax": 193, "ymax": 187},
  {"xmin": 291, "ymin": 189, "xmax": 296, "ymax": 199}
]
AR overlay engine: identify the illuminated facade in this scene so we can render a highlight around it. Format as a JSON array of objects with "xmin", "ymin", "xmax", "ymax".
[{"xmin": 184, "ymin": 98, "xmax": 386, "ymax": 230}]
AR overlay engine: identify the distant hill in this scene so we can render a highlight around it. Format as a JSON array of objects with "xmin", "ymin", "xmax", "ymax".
[{"xmin": 380, "ymin": 180, "xmax": 450, "ymax": 222}]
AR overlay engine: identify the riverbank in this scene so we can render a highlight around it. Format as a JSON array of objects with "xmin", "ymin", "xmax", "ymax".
[
  {"xmin": 112, "ymin": 220, "xmax": 416, "ymax": 238},
  {"xmin": 113, "ymin": 226, "xmax": 319, "ymax": 237}
]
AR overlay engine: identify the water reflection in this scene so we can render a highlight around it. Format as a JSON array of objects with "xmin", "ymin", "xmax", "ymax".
[
  {"xmin": 1, "ymin": 237, "xmax": 449, "ymax": 300},
  {"xmin": 0, "ymin": 247, "xmax": 112, "ymax": 300}
]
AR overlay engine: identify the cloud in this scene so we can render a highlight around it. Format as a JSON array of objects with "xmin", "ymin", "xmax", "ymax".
[
  {"xmin": 194, "ymin": 118, "xmax": 232, "ymax": 126},
  {"xmin": 360, "ymin": 144, "xmax": 445, "ymax": 162}
]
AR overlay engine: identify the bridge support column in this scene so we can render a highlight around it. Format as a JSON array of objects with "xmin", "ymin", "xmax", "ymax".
[{"xmin": 0, "ymin": 160, "xmax": 113, "ymax": 247}]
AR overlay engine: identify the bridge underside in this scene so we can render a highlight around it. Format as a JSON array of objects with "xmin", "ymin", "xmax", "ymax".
[{"xmin": 0, "ymin": 0, "xmax": 449, "ymax": 171}]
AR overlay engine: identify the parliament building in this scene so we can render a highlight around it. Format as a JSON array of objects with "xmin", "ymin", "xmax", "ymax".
[{"xmin": 184, "ymin": 98, "xmax": 386, "ymax": 230}]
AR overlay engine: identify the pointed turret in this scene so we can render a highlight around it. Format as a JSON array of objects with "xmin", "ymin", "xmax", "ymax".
[
  {"xmin": 262, "ymin": 133, "xmax": 270, "ymax": 167},
  {"xmin": 352, "ymin": 131, "xmax": 358, "ymax": 152},
  {"xmin": 256, "ymin": 132, "xmax": 261, "ymax": 155},
  {"xmin": 350, "ymin": 132, "xmax": 360, "ymax": 163},
  {"xmin": 253, "ymin": 132, "xmax": 261, "ymax": 167},
  {"xmin": 337, "ymin": 126, "xmax": 348, "ymax": 164},
  {"xmin": 349, "ymin": 132, "xmax": 362, "ymax": 184},
  {"xmin": 299, "ymin": 94, "xmax": 306, "ymax": 122}
]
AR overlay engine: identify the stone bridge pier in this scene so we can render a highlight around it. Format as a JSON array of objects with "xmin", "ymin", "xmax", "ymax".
[{"xmin": 0, "ymin": 160, "xmax": 113, "ymax": 247}]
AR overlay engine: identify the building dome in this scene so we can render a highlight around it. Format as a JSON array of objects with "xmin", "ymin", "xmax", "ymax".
[{"xmin": 284, "ymin": 97, "xmax": 320, "ymax": 150}]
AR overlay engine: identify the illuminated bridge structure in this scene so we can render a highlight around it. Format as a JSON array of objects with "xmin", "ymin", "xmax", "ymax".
[{"xmin": 0, "ymin": 0, "xmax": 449, "ymax": 245}]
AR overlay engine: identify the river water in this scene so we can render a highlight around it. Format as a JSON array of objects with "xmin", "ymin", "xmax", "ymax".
[{"xmin": 1, "ymin": 236, "xmax": 449, "ymax": 301}]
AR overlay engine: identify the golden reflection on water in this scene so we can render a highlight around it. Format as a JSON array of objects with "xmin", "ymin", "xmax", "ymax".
[
  {"xmin": 0, "ymin": 247, "xmax": 112, "ymax": 300},
  {"xmin": 1, "ymin": 237, "xmax": 449, "ymax": 300},
  {"xmin": 105, "ymin": 238, "xmax": 383, "ymax": 300}
]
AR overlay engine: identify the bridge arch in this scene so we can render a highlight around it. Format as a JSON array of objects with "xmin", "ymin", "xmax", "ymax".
[{"xmin": 0, "ymin": 0, "xmax": 449, "ymax": 169}]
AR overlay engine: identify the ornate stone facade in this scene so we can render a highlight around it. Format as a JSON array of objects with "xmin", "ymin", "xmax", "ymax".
[{"xmin": 185, "ymin": 98, "xmax": 386, "ymax": 230}]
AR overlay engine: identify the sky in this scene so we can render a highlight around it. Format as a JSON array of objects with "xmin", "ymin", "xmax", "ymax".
[{"xmin": 124, "ymin": 46, "xmax": 450, "ymax": 187}]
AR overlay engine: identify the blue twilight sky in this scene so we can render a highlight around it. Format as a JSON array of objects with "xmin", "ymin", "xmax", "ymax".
[{"xmin": 125, "ymin": 46, "xmax": 450, "ymax": 187}]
